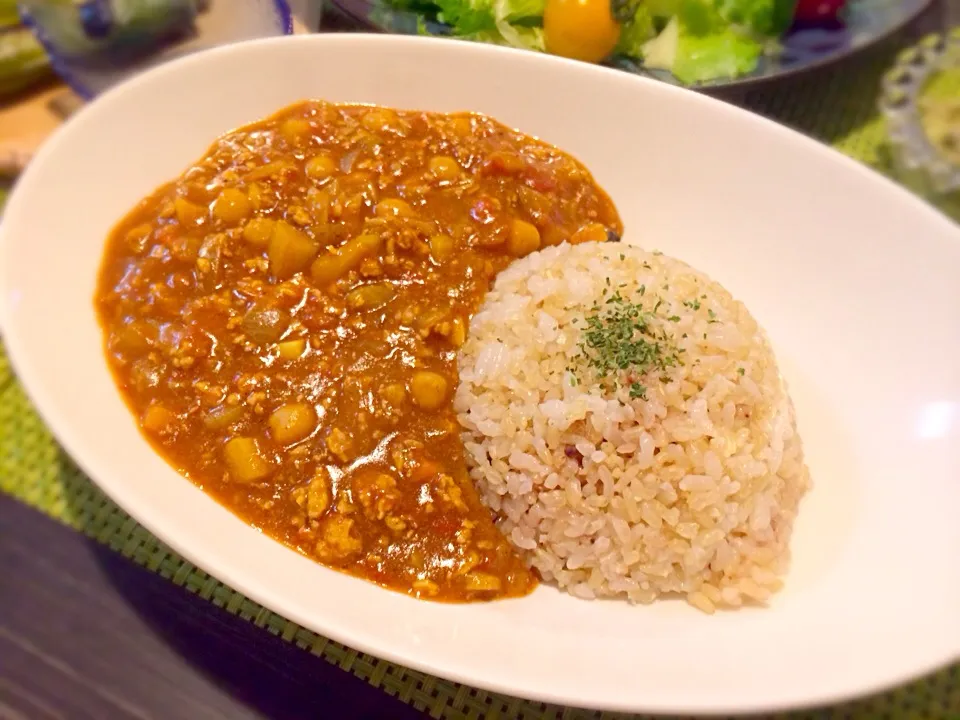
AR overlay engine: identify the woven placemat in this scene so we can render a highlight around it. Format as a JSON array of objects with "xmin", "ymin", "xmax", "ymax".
[{"xmin": 2, "ymin": 40, "xmax": 959, "ymax": 720}]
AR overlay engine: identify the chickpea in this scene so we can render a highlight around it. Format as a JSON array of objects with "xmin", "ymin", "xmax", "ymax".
[
  {"xmin": 142, "ymin": 405, "xmax": 175, "ymax": 434},
  {"xmin": 464, "ymin": 572, "xmax": 502, "ymax": 592},
  {"xmin": 212, "ymin": 187, "xmax": 251, "ymax": 226},
  {"xmin": 428, "ymin": 156, "xmax": 460, "ymax": 182},
  {"xmin": 428, "ymin": 234, "xmax": 455, "ymax": 263},
  {"xmin": 361, "ymin": 108, "xmax": 399, "ymax": 133},
  {"xmin": 175, "ymin": 198, "xmax": 205, "ymax": 226},
  {"xmin": 409, "ymin": 370, "xmax": 450, "ymax": 410},
  {"xmin": 268, "ymin": 402, "xmax": 318, "ymax": 445},
  {"xmin": 375, "ymin": 198, "xmax": 415, "ymax": 218},
  {"xmin": 305, "ymin": 154, "xmax": 337, "ymax": 181},
  {"xmin": 508, "ymin": 218, "xmax": 541, "ymax": 257},
  {"xmin": 281, "ymin": 118, "xmax": 311, "ymax": 142}
]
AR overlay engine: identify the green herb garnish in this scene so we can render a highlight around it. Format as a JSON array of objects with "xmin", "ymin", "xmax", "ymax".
[{"xmin": 572, "ymin": 289, "xmax": 682, "ymax": 400}]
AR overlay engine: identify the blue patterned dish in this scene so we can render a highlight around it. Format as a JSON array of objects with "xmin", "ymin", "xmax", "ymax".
[
  {"xmin": 20, "ymin": 0, "xmax": 294, "ymax": 99},
  {"xmin": 331, "ymin": 0, "xmax": 933, "ymax": 88}
]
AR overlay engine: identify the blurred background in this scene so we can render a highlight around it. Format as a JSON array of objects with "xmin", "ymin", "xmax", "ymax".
[{"xmin": 1, "ymin": 0, "xmax": 957, "ymax": 221}]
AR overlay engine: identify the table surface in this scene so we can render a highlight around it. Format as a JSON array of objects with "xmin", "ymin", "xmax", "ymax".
[{"xmin": 2, "ymin": 6, "xmax": 957, "ymax": 720}]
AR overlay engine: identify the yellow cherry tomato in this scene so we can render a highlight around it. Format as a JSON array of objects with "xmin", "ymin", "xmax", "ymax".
[{"xmin": 543, "ymin": 0, "xmax": 621, "ymax": 64}]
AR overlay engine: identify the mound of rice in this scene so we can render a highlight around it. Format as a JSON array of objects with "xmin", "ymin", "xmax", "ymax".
[{"xmin": 455, "ymin": 243, "xmax": 810, "ymax": 612}]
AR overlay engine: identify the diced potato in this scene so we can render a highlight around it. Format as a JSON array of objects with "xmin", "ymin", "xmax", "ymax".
[
  {"xmin": 449, "ymin": 316, "xmax": 467, "ymax": 348},
  {"xmin": 268, "ymin": 402, "xmax": 318, "ymax": 445},
  {"xmin": 203, "ymin": 405, "xmax": 244, "ymax": 430},
  {"xmin": 409, "ymin": 370, "xmax": 450, "ymax": 410},
  {"xmin": 246, "ymin": 161, "xmax": 294, "ymax": 181},
  {"xmin": 212, "ymin": 188, "xmax": 251, "ymax": 225},
  {"xmin": 309, "ymin": 254, "xmax": 342, "ymax": 286},
  {"xmin": 346, "ymin": 282, "xmax": 395, "ymax": 310},
  {"xmin": 309, "ymin": 234, "xmax": 381, "ymax": 286},
  {"xmin": 287, "ymin": 206, "xmax": 312, "ymax": 227},
  {"xmin": 307, "ymin": 188, "xmax": 331, "ymax": 224},
  {"xmin": 339, "ymin": 233, "xmax": 382, "ymax": 267},
  {"xmin": 130, "ymin": 358, "xmax": 161, "ymax": 392},
  {"xmin": 464, "ymin": 572, "xmax": 502, "ymax": 592},
  {"xmin": 247, "ymin": 182, "xmax": 263, "ymax": 210},
  {"xmin": 508, "ymin": 218, "xmax": 541, "ymax": 257},
  {"xmin": 242, "ymin": 217, "xmax": 275, "ymax": 248},
  {"xmin": 450, "ymin": 116, "xmax": 472, "ymax": 137},
  {"xmin": 517, "ymin": 185, "xmax": 553, "ymax": 218},
  {"xmin": 571, "ymin": 222, "xmax": 609, "ymax": 244},
  {"xmin": 112, "ymin": 321, "xmax": 156, "ymax": 353},
  {"xmin": 175, "ymin": 197, "xmax": 205, "ymax": 226},
  {"xmin": 416, "ymin": 306, "xmax": 449, "ymax": 335},
  {"xmin": 242, "ymin": 299, "xmax": 289, "ymax": 344},
  {"xmin": 412, "ymin": 579, "xmax": 438, "ymax": 596},
  {"xmin": 307, "ymin": 472, "xmax": 330, "ymax": 519},
  {"xmin": 428, "ymin": 234, "xmax": 455, "ymax": 263},
  {"xmin": 375, "ymin": 198, "xmax": 414, "ymax": 218},
  {"xmin": 224, "ymin": 437, "xmax": 272, "ymax": 482},
  {"xmin": 277, "ymin": 338, "xmax": 306, "ymax": 360},
  {"xmin": 380, "ymin": 383, "xmax": 406, "ymax": 406},
  {"xmin": 125, "ymin": 223, "xmax": 154, "ymax": 252},
  {"xmin": 305, "ymin": 154, "xmax": 337, "ymax": 180},
  {"xmin": 142, "ymin": 405, "xmax": 175, "ymax": 434},
  {"xmin": 268, "ymin": 220, "xmax": 319, "ymax": 279},
  {"xmin": 428, "ymin": 156, "xmax": 460, "ymax": 182},
  {"xmin": 483, "ymin": 151, "xmax": 525, "ymax": 176},
  {"xmin": 541, "ymin": 224, "xmax": 567, "ymax": 248}
]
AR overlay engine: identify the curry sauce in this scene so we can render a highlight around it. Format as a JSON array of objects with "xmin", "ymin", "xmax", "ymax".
[{"xmin": 95, "ymin": 101, "xmax": 622, "ymax": 601}]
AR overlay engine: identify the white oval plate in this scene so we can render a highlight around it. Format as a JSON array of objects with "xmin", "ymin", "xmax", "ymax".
[{"xmin": 1, "ymin": 34, "xmax": 958, "ymax": 716}]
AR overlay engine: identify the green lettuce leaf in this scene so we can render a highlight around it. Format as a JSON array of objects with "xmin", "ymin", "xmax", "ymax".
[
  {"xmin": 643, "ymin": 15, "xmax": 762, "ymax": 84},
  {"xmin": 615, "ymin": 5, "xmax": 656, "ymax": 58},
  {"xmin": 435, "ymin": 0, "xmax": 499, "ymax": 34},
  {"xmin": 426, "ymin": 0, "xmax": 545, "ymax": 49},
  {"xmin": 715, "ymin": 0, "xmax": 796, "ymax": 35},
  {"xmin": 499, "ymin": 0, "xmax": 546, "ymax": 21},
  {"xmin": 645, "ymin": 0, "xmax": 681, "ymax": 18}
]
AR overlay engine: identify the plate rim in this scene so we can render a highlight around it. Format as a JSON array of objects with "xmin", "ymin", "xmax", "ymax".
[{"xmin": 1, "ymin": 33, "xmax": 959, "ymax": 715}]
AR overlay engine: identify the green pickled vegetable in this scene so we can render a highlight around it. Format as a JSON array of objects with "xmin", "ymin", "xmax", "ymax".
[
  {"xmin": 0, "ymin": 0, "xmax": 20, "ymax": 29},
  {"xmin": 0, "ymin": 27, "xmax": 53, "ymax": 99}
]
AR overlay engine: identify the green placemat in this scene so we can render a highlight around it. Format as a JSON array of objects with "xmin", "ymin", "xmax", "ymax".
[{"xmin": 2, "ymin": 41, "xmax": 959, "ymax": 720}]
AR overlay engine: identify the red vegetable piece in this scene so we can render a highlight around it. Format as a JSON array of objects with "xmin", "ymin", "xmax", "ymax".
[{"xmin": 794, "ymin": 0, "xmax": 846, "ymax": 23}]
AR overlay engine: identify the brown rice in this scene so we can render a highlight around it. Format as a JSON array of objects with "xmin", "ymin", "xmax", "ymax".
[{"xmin": 455, "ymin": 242, "xmax": 811, "ymax": 612}]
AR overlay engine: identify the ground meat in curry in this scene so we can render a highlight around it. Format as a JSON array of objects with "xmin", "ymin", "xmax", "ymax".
[{"xmin": 95, "ymin": 101, "xmax": 622, "ymax": 601}]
